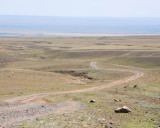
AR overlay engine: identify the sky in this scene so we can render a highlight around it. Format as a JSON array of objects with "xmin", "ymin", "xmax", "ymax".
[{"xmin": 0, "ymin": 0, "xmax": 160, "ymax": 17}]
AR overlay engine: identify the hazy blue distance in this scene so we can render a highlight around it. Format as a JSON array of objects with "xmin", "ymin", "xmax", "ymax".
[{"xmin": 0, "ymin": 15, "xmax": 160, "ymax": 37}]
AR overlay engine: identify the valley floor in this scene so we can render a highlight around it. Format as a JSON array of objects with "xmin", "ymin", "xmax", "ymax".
[{"xmin": 0, "ymin": 36, "xmax": 159, "ymax": 128}]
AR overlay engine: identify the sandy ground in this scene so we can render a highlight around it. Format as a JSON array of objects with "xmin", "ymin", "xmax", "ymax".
[{"xmin": 0, "ymin": 61, "xmax": 144, "ymax": 127}]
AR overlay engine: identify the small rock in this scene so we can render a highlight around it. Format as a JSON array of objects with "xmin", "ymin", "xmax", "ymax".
[
  {"xmin": 88, "ymin": 116, "xmax": 96, "ymax": 120},
  {"xmin": 90, "ymin": 99, "xmax": 96, "ymax": 103},
  {"xmin": 105, "ymin": 125, "xmax": 112, "ymax": 128},
  {"xmin": 133, "ymin": 85, "xmax": 137, "ymax": 88},
  {"xmin": 98, "ymin": 118, "xmax": 106, "ymax": 121},
  {"xmin": 115, "ymin": 106, "xmax": 131, "ymax": 113},
  {"xmin": 39, "ymin": 121, "xmax": 44, "ymax": 124},
  {"xmin": 114, "ymin": 99, "xmax": 121, "ymax": 102},
  {"xmin": 109, "ymin": 121, "xmax": 114, "ymax": 124}
]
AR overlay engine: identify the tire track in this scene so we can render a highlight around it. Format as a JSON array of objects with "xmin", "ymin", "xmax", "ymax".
[
  {"xmin": 5, "ymin": 61, "xmax": 144, "ymax": 104},
  {"xmin": 0, "ymin": 61, "xmax": 144, "ymax": 127}
]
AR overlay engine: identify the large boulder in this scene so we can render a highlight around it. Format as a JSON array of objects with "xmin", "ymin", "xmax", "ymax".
[{"xmin": 115, "ymin": 106, "xmax": 131, "ymax": 113}]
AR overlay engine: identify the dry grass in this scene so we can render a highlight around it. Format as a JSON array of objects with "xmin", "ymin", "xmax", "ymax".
[{"xmin": 0, "ymin": 36, "xmax": 160, "ymax": 128}]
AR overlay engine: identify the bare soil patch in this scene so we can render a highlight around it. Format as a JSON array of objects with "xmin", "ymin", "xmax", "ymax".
[{"xmin": 0, "ymin": 101, "xmax": 84, "ymax": 128}]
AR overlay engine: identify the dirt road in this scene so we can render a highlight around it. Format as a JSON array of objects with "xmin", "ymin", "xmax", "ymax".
[
  {"xmin": 0, "ymin": 62, "xmax": 144, "ymax": 127},
  {"xmin": 5, "ymin": 61, "xmax": 143, "ymax": 104}
]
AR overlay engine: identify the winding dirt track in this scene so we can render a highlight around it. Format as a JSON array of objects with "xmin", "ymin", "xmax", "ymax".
[
  {"xmin": 5, "ymin": 61, "xmax": 144, "ymax": 104},
  {"xmin": 0, "ymin": 62, "xmax": 144, "ymax": 127}
]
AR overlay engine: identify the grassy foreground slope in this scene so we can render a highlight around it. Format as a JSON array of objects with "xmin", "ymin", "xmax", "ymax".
[{"xmin": 0, "ymin": 36, "xmax": 160, "ymax": 128}]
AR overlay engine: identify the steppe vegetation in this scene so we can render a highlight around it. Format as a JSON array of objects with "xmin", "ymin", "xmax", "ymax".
[{"xmin": 0, "ymin": 36, "xmax": 160, "ymax": 128}]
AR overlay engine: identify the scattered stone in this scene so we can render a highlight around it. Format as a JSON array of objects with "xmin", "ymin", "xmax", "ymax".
[
  {"xmin": 105, "ymin": 125, "xmax": 112, "ymax": 128},
  {"xmin": 100, "ymin": 122, "xmax": 104, "ymax": 126},
  {"xmin": 10, "ymin": 92, "xmax": 14, "ymax": 95},
  {"xmin": 11, "ymin": 72, "xmax": 14, "ymax": 75},
  {"xmin": 39, "ymin": 120, "xmax": 44, "ymax": 124},
  {"xmin": 98, "ymin": 118, "xmax": 106, "ymax": 122},
  {"xmin": 133, "ymin": 85, "xmax": 137, "ymax": 88},
  {"xmin": 83, "ymin": 125, "xmax": 89, "ymax": 127},
  {"xmin": 109, "ymin": 121, "xmax": 114, "ymax": 125},
  {"xmin": 88, "ymin": 116, "xmax": 96, "ymax": 120},
  {"xmin": 36, "ymin": 118, "xmax": 40, "ymax": 121},
  {"xmin": 114, "ymin": 99, "xmax": 121, "ymax": 102},
  {"xmin": 115, "ymin": 106, "xmax": 131, "ymax": 113},
  {"xmin": 80, "ymin": 119, "xmax": 84, "ymax": 121},
  {"xmin": 90, "ymin": 99, "xmax": 96, "ymax": 103}
]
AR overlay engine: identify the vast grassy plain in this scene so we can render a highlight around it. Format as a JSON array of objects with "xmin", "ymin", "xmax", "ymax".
[{"xmin": 0, "ymin": 36, "xmax": 160, "ymax": 128}]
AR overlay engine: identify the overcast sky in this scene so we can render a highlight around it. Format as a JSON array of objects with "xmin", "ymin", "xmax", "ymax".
[{"xmin": 0, "ymin": 0, "xmax": 160, "ymax": 17}]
